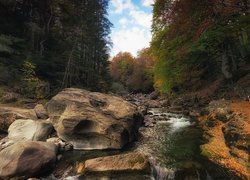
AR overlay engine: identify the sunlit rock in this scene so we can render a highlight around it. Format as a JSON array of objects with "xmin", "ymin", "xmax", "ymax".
[{"xmin": 47, "ymin": 88, "xmax": 143, "ymax": 150}]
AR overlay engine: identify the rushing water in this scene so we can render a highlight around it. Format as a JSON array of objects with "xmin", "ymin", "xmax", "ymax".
[
  {"xmin": 133, "ymin": 108, "xmax": 212, "ymax": 180},
  {"xmin": 44, "ymin": 107, "xmax": 212, "ymax": 180}
]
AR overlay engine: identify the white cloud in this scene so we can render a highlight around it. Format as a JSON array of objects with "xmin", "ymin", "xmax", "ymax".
[
  {"xmin": 110, "ymin": 0, "xmax": 135, "ymax": 14},
  {"xmin": 111, "ymin": 27, "xmax": 151, "ymax": 57},
  {"xmin": 119, "ymin": 18, "xmax": 129, "ymax": 26},
  {"xmin": 142, "ymin": 0, "xmax": 154, "ymax": 7},
  {"xmin": 129, "ymin": 10, "xmax": 152, "ymax": 28},
  {"xmin": 109, "ymin": 0, "xmax": 153, "ymax": 57},
  {"xmin": 110, "ymin": 0, "xmax": 152, "ymax": 28}
]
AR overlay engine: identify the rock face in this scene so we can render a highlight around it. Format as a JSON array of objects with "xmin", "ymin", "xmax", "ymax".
[
  {"xmin": 83, "ymin": 153, "xmax": 150, "ymax": 174},
  {"xmin": 0, "ymin": 141, "xmax": 57, "ymax": 178},
  {"xmin": 0, "ymin": 106, "xmax": 37, "ymax": 132},
  {"xmin": 47, "ymin": 88, "xmax": 143, "ymax": 150},
  {"xmin": 8, "ymin": 119, "xmax": 53, "ymax": 141}
]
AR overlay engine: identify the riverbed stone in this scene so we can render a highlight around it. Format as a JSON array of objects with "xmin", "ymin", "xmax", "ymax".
[
  {"xmin": 146, "ymin": 100, "xmax": 162, "ymax": 108},
  {"xmin": 149, "ymin": 90, "xmax": 160, "ymax": 100},
  {"xmin": 83, "ymin": 153, "xmax": 150, "ymax": 174},
  {"xmin": 47, "ymin": 88, "xmax": 143, "ymax": 150},
  {"xmin": 34, "ymin": 104, "xmax": 48, "ymax": 119},
  {"xmin": 8, "ymin": 119, "xmax": 53, "ymax": 141},
  {"xmin": 0, "ymin": 119, "xmax": 53, "ymax": 150},
  {"xmin": 46, "ymin": 137, "xmax": 73, "ymax": 152},
  {"xmin": 0, "ymin": 140, "xmax": 57, "ymax": 178},
  {"xmin": 0, "ymin": 105, "xmax": 37, "ymax": 132}
]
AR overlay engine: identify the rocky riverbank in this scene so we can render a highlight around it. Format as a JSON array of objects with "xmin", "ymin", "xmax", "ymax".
[
  {"xmin": 0, "ymin": 88, "xmax": 249, "ymax": 179},
  {"xmin": 124, "ymin": 91, "xmax": 250, "ymax": 180}
]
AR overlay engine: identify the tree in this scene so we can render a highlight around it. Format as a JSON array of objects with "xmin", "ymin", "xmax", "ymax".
[
  {"xmin": 151, "ymin": 0, "xmax": 250, "ymax": 95},
  {"xmin": 0, "ymin": 0, "xmax": 112, "ymax": 93},
  {"xmin": 110, "ymin": 49, "xmax": 154, "ymax": 93},
  {"xmin": 110, "ymin": 52, "xmax": 135, "ymax": 84}
]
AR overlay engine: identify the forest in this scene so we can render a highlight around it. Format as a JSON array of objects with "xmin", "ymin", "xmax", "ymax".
[
  {"xmin": 1, "ymin": 0, "xmax": 249, "ymax": 98},
  {"xmin": 0, "ymin": 0, "xmax": 111, "ymax": 99},
  {"xmin": 110, "ymin": 0, "xmax": 250, "ymax": 97},
  {"xmin": 0, "ymin": 0, "xmax": 249, "ymax": 180}
]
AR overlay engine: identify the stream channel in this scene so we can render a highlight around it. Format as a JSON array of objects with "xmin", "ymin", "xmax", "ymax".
[{"xmin": 44, "ymin": 107, "xmax": 213, "ymax": 180}]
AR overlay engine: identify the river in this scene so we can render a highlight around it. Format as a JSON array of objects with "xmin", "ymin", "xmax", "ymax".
[
  {"xmin": 42, "ymin": 106, "xmax": 213, "ymax": 180},
  {"xmin": 134, "ymin": 108, "xmax": 213, "ymax": 180}
]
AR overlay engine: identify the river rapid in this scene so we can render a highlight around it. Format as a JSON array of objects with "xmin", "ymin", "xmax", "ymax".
[
  {"xmin": 134, "ymin": 108, "xmax": 213, "ymax": 180},
  {"xmin": 43, "ymin": 105, "xmax": 214, "ymax": 180}
]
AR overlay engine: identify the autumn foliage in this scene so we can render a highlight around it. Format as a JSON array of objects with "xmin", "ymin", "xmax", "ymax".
[
  {"xmin": 109, "ymin": 48, "xmax": 154, "ymax": 93},
  {"xmin": 199, "ymin": 100, "xmax": 250, "ymax": 179},
  {"xmin": 152, "ymin": 0, "xmax": 250, "ymax": 95}
]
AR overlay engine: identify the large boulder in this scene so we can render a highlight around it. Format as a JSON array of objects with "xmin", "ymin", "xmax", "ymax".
[
  {"xmin": 0, "ymin": 105, "xmax": 37, "ymax": 132},
  {"xmin": 47, "ymin": 88, "xmax": 143, "ymax": 150},
  {"xmin": 0, "ymin": 141, "xmax": 57, "ymax": 178},
  {"xmin": 83, "ymin": 153, "xmax": 150, "ymax": 175}
]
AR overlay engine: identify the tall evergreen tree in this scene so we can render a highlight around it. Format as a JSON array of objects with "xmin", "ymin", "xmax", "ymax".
[{"xmin": 0, "ymin": 0, "xmax": 112, "ymax": 93}]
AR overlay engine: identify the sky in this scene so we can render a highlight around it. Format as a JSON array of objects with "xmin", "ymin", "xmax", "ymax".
[{"xmin": 108, "ymin": 0, "xmax": 154, "ymax": 57}]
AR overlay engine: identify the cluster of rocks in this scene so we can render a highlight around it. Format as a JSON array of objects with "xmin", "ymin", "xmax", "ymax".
[
  {"xmin": 0, "ymin": 105, "xmax": 58, "ymax": 179},
  {"xmin": 124, "ymin": 90, "xmax": 169, "ymax": 109},
  {"xmin": 123, "ymin": 91, "xmax": 199, "ymax": 128},
  {"xmin": 0, "ymin": 88, "xmax": 144, "ymax": 179},
  {"xmin": 124, "ymin": 90, "xmax": 207, "ymax": 117}
]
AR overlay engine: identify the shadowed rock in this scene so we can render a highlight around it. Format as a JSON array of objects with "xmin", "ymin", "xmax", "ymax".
[{"xmin": 0, "ymin": 141, "xmax": 57, "ymax": 178}]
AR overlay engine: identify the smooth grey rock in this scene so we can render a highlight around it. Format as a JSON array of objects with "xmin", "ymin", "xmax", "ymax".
[{"xmin": 8, "ymin": 119, "xmax": 53, "ymax": 141}]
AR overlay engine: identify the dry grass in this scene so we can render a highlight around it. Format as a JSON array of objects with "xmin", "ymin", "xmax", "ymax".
[{"xmin": 199, "ymin": 100, "xmax": 250, "ymax": 179}]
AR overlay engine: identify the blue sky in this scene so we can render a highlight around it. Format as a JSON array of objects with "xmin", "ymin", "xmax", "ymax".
[{"xmin": 108, "ymin": 0, "xmax": 154, "ymax": 57}]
